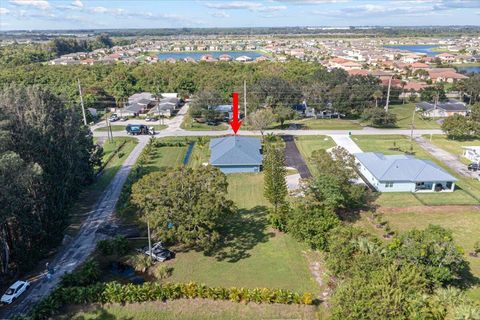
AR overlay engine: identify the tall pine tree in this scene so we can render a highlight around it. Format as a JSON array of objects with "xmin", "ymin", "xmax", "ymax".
[{"xmin": 263, "ymin": 145, "xmax": 288, "ymax": 230}]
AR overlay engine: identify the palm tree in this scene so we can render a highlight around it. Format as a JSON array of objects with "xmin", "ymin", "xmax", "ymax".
[{"xmin": 372, "ymin": 90, "xmax": 383, "ymax": 108}]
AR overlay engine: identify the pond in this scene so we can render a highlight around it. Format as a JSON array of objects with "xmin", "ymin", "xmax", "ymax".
[
  {"xmin": 157, "ymin": 51, "xmax": 264, "ymax": 61},
  {"xmin": 384, "ymin": 45, "xmax": 444, "ymax": 57},
  {"xmin": 456, "ymin": 66, "xmax": 480, "ymax": 73}
]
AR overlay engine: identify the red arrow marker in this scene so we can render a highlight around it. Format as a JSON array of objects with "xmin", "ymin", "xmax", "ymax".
[{"xmin": 229, "ymin": 92, "xmax": 243, "ymax": 134}]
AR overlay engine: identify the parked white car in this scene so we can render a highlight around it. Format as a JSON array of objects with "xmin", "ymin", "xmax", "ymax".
[{"xmin": 1, "ymin": 280, "xmax": 30, "ymax": 304}]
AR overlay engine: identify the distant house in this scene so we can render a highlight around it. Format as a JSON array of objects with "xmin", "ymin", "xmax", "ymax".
[
  {"xmin": 462, "ymin": 146, "xmax": 480, "ymax": 164},
  {"xmin": 427, "ymin": 68, "xmax": 468, "ymax": 83},
  {"xmin": 209, "ymin": 136, "xmax": 262, "ymax": 174},
  {"xmin": 416, "ymin": 101, "xmax": 468, "ymax": 118},
  {"xmin": 355, "ymin": 152, "xmax": 457, "ymax": 193}
]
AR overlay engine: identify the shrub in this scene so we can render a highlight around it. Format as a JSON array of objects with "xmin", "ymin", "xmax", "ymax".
[
  {"xmin": 60, "ymin": 260, "xmax": 100, "ymax": 287},
  {"xmin": 474, "ymin": 241, "xmax": 480, "ymax": 256},
  {"xmin": 152, "ymin": 264, "xmax": 173, "ymax": 279},
  {"xmin": 127, "ymin": 253, "xmax": 154, "ymax": 273},
  {"xmin": 96, "ymin": 236, "xmax": 129, "ymax": 256}
]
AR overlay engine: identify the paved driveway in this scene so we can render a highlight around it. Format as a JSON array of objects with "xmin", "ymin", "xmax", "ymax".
[
  {"xmin": 414, "ymin": 137, "xmax": 478, "ymax": 179},
  {"xmin": 1, "ymin": 137, "xmax": 149, "ymax": 319},
  {"xmin": 329, "ymin": 135, "xmax": 363, "ymax": 154},
  {"xmin": 281, "ymin": 135, "xmax": 312, "ymax": 179}
]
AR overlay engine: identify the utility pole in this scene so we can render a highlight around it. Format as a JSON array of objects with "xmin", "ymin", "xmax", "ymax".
[
  {"xmin": 385, "ymin": 76, "xmax": 392, "ymax": 112},
  {"xmin": 147, "ymin": 220, "xmax": 152, "ymax": 262},
  {"xmin": 243, "ymin": 80, "xmax": 247, "ymax": 122},
  {"xmin": 410, "ymin": 107, "xmax": 416, "ymax": 141},
  {"xmin": 77, "ymin": 79, "xmax": 87, "ymax": 126}
]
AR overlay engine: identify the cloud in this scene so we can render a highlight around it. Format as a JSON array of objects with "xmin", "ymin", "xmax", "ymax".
[
  {"xmin": 433, "ymin": 0, "xmax": 480, "ymax": 10},
  {"xmin": 0, "ymin": 7, "xmax": 10, "ymax": 15},
  {"xmin": 205, "ymin": 1, "xmax": 287, "ymax": 12},
  {"xmin": 9, "ymin": 0, "xmax": 50, "ymax": 10},
  {"xmin": 211, "ymin": 11, "xmax": 231, "ymax": 18},
  {"xmin": 71, "ymin": 0, "xmax": 83, "ymax": 8}
]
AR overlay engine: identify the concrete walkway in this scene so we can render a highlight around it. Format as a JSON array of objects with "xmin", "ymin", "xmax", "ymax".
[
  {"xmin": 414, "ymin": 137, "xmax": 478, "ymax": 179},
  {"xmin": 2, "ymin": 137, "xmax": 149, "ymax": 319},
  {"xmin": 329, "ymin": 135, "xmax": 363, "ymax": 154}
]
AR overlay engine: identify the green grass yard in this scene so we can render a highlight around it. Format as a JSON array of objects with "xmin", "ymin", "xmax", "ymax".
[
  {"xmin": 294, "ymin": 136, "xmax": 336, "ymax": 176},
  {"xmin": 164, "ymin": 173, "xmax": 319, "ymax": 293},
  {"xmin": 352, "ymin": 135, "xmax": 480, "ymax": 206},
  {"xmin": 388, "ymin": 103, "xmax": 441, "ymax": 129}
]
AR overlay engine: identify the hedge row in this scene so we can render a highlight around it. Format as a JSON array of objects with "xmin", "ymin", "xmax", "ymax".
[{"xmin": 21, "ymin": 282, "xmax": 314, "ymax": 320}]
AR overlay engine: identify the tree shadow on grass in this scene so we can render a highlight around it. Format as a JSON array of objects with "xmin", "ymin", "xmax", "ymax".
[
  {"xmin": 208, "ymin": 206, "xmax": 274, "ymax": 263},
  {"xmin": 71, "ymin": 306, "xmax": 134, "ymax": 320}
]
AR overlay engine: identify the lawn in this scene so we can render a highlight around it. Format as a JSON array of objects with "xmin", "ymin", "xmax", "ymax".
[
  {"xmin": 61, "ymin": 299, "xmax": 319, "ymax": 320},
  {"xmin": 164, "ymin": 173, "xmax": 319, "ymax": 293},
  {"xmin": 181, "ymin": 118, "xmax": 228, "ymax": 131},
  {"xmin": 95, "ymin": 124, "xmax": 167, "ymax": 132},
  {"xmin": 294, "ymin": 135, "xmax": 336, "ymax": 176},
  {"xmin": 65, "ymin": 137, "xmax": 138, "ymax": 237},
  {"xmin": 284, "ymin": 118, "xmax": 363, "ymax": 130},
  {"xmin": 352, "ymin": 135, "xmax": 480, "ymax": 206},
  {"xmin": 144, "ymin": 138, "xmax": 189, "ymax": 171},
  {"xmin": 388, "ymin": 103, "xmax": 441, "ymax": 129},
  {"xmin": 425, "ymin": 135, "xmax": 480, "ymax": 164}
]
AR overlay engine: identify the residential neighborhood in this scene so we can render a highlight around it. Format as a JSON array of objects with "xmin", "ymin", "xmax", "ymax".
[{"xmin": 1, "ymin": 1, "xmax": 480, "ymax": 319}]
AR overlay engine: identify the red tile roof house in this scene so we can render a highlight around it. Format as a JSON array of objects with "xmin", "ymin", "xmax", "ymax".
[
  {"xmin": 427, "ymin": 68, "xmax": 468, "ymax": 83},
  {"xmin": 410, "ymin": 62, "xmax": 431, "ymax": 71},
  {"xmin": 436, "ymin": 52, "xmax": 456, "ymax": 63}
]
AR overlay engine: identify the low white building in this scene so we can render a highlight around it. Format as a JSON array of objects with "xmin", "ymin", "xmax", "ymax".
[
  {"xmin": 462, "ymin": 146, "xmax": 480, "ymax": 163},
  {"xmin": 355, "ymin": 152, "xmax": 457, "ymax": 193}
]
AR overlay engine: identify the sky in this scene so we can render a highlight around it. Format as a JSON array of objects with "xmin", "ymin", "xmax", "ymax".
[{"xmin": 1, "ymin": 0, "xmax": 480, "ymax": 31}]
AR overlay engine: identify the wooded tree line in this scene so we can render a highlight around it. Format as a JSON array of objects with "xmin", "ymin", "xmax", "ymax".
[
  {"xmin": 0, "ymin": 85, "xmax": 99, "ymax": 279},
  {"xmin": 0, "ymin": 61, "xmax": 402, "ymax": 117},
  {"xmin": 0, "ymin": 34, "xmax": 114, "ymax": 67}
]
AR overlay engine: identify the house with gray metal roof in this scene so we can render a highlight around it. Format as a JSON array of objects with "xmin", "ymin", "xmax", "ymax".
[
  {"xmin": 354, "ymin": 152, "xmax": 457, "ymax": 192},
  {"xmin": 416, "ymin": 101, "xmax": 468, "ymax": 118},
  {"xmin": 210, "ymin": 136, "xmax": 262, "ymax": 174}
]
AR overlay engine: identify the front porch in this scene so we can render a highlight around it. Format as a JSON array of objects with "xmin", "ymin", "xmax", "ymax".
[{"xmin": 415, "ymin": 181, "xmax": 455, "ymax": 193}]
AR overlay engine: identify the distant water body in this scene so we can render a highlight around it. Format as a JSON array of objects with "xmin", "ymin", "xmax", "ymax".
[
  {"xmin": 157, "ymin": 51, "xmax": 263, "ymax": 61},
  {"xmin": 384, "ymin": 45, "xmax": 443, "ymax": 57},
  {"xmin": 456, "ymin": 66, "xmax": 480, "ymax": 73}
]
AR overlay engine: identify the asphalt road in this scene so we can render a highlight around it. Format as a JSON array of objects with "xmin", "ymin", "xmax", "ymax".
[{"xmin": 1, "ymin": 137, "xmax": 149, "ymax": 319}]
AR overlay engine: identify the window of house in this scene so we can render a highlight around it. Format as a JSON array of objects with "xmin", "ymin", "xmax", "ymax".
[{"xmin": 385, "ymin": 182, "xmax": 394, "ymax": 188}]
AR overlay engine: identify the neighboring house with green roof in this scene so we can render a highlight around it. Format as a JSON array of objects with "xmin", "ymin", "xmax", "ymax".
[
  {"xmin": 355, "ymin": 152, "xmax": 457, "ymax": 192},
  {"xmin": 209, "ymin": 136, "xmax": 262, "ymax": 174}
]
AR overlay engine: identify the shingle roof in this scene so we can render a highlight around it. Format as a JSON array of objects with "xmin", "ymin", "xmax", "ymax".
[
  {"xmin": 210, "ymin": 136, "xmax": 262, "ymax": 166},
  {"xmin": 354, "ymin": 152, "xmax": 457, "ymax": 182}
]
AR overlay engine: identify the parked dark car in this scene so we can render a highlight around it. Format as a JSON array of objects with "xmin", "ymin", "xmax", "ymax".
[
  {"xmin": 126, "ymin": 124, "xmax": 152, "ymax": 135},
  {"xmin": 468, "ymin": 163, "xmax": 479, "ymax": 171}
]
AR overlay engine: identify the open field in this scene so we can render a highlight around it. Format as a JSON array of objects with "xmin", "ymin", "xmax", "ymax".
[
  {"xmin": 294, "ymin": 136, "xmax": 336, "ymax": 176},
  {"xmin": 425, "ymin": 135, "xmax": 480, "ymax": 164},
  {"xmin": 95, "ymin": 124, "xmax": 167, "ymax": 132},
  {"xmin": 60, "ymin": 299, "xmax": 319, "ymax": 320},
  {"xmin": 65, "ymin": 137, "xmax": 138, "ymax": 237},
  {"xmin": 163, "ymin": 173, "xmax": 319, "ymax": 293},
  {"xmin": 352, "ymin": 135, "xmax": 480, "ymax": 206}
]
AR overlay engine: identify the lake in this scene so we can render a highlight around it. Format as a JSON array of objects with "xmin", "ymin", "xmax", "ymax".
[
  {"xmin": 157, "ymin": 51, "xmax": 264, "ymax": 61},
  {"xmin": 384, "ymin": 45, "xmax": 443, "ymax": 57},
  {"xmin": 456, "ymin": 66, "xmax": 480, "ymax": 73}
]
